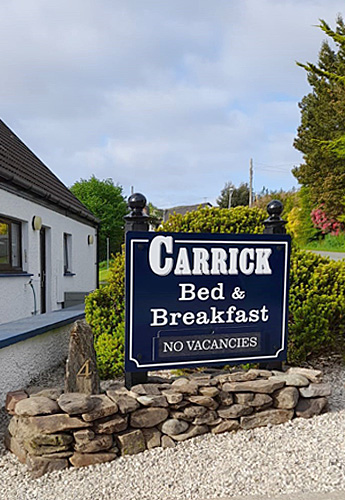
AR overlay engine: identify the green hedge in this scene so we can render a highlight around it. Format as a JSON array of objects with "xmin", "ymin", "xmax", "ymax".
[
  {"xmin": 159, "ymin": 205, "xmax": 266, "ymax": 234},
  {"xmin": 86, "ymin": 207, "xmax": 345, "ymax": 378}
]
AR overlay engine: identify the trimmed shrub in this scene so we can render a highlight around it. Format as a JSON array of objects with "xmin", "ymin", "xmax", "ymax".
[
  {"xmin": 288, "ymin": 249, "xmax": 345, "ymax": 363},
  {"xmin": 85, "ymin": 252, "xmax": 125, "ymax": 377},
  {"xmin": 159, "ymin": 206, "xmax": 266, "ymax": 234}
]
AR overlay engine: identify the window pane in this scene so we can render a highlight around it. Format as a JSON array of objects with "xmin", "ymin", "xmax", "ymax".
[
  {"xmin": 0, "ymin": 222, "xmax": 10, "ymax": 265},
  {"xmin": 11, "ymin": 222, "xmax": 20, "ymax": 267}
]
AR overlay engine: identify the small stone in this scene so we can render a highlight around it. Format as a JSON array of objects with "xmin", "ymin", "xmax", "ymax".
[
  {"xmin": 295, "ymin": 397, "xmax": 328, "ymax": 418},
  {"xmin": 130, "ymin": 384, "xmax": 161, "ymax": 395},
  {"xmin": 170, "ymin": 400, "xmax": 189, "ymax": 410},
  {"xmin": 241, "ymin": 409, "xmax": 294, "ymax": 429},
  {"xmin": 74, "ymin": 434, "xmax": 113, "ymax": 453},
  {"xmin": 58, "ymin": 393, "xmax": 95, "ymax": 415},
  {"xmin": 223, "ymin": 379, "xmax": 285, "ymax": 394},
  {"xmin": 269, "ymin": 373, "xmax": 309, "ymax": 387},
  {"xmin": 184, "ymin": 405, "xmax": 207, "ymax": 418},
  {"xmin": 273, "ymin": 387, "xmax": 299, "ymax": 409},
  {"xmin": 161, "ymin": 435, "xmax": 175, "ymax": 448},
  {"xmin": 24, "ymin": 441, "xmax": 72, "ymax": 456},
  {"xmin": 234, "ymin": 393, "xmax": 254, "ymax": 405},
  {"xmin": 287, "ymin": 367, "xmax": 322, "ymax": 383},
  {"xmin": 247, "ymin": 369, "xmax": 272, "ymax": 378},
  {"xmin": 93, "ymin": 414, "xmax": 128, "ymax": 434},
  {"xmin": 217, "ymin": 404, "xmax": 253, "ymax": 418},
  {"xmin": 170, "ymin": 424, "xmax": 208, "ymax": 442},
  {"xmin": 169, "ymin": 411, "xmax": 193, "ymax": 422},
  {"xmin": 249, "ymin": 394, "xmax": 273, "ymax": 408},
  {"xmin": 130, "ymin": 407, "xmax": 169, "ymax": 428},
  {"xmin": 116, "ymin": 430, "xmax": 146, "ymax": 455},
  {"xmin": 161, "ymin": 419, "xmax": 189, "ymax": 435},
  {"xmin": 193, "ymin": 410, "xmax": 218, "ymax": 425},
  {"xmin": 30, "ymin": 388, "xmax": 63, "ymax": 400},
  {"xmin": 299, "ymin": 383, "xmax": 332, "ymax": 398},
  {"xmin": 5, "ymin": 391, "xmax": 28, "ymax": 415},
  {"xmin": 142, "ymin": 428, "xmax": 161, "ymax": 449},
  {"xmin": 26, "ymin": 455, "xmax": 68, "ymax": 478},
  {"xmin": 15, "ymin": 397, "xmax": 60, "ymax": 417},
  {"xmin": 187, "ymin": 396, "xmax": 218, "ymax": 409},
  {"xmin": 161, "ymin": 391, "xmax": 183, "ymax": 404},
  {"xmin": 228, "ymin": 371, "xmax": 258, "ymax": 382},
  {"xmin": 28, "ymin": 434, "xmax": 73, "ymax": 447},
  {"xmin": 11, "ymin": 414, "xmax": 91, "ymax": 436},
  {"xmin": 4, "ymin": 431, "xmax": 27, "ymax": 463},
  {"xmin": 69, "ymin": 452, "xmax": 117, "ymax": 468},
  {"xmin": 136, "ymin": 395, "xmax": 168, "ymax": 407},
  {"xmin": 218, "ymin": 391, "xmax": 234, "ymax": 406},
  {"xmin": 107, "ymin": 392, "xmax": 140, "ymax": 414},
  {"xmin": 211, "ymin": 420, "xmax": 240, "ymax": 434},
  {"xmin": 74, "ymin": 429, "xmax": 95, "ymax": 445},
  {"xmin": 171, "ymin": 379, "xmax": 198, "ymax": 395},
  {"xmin": 199, "ymin": 387, "xmax": 220, "ymax": 397},
  {"xmin": 82, "ymin": 395, "xmax": 118, "ymax": 422},
  {"xmin": 41, "ymin": 451, "xmax": 73, "ymax": 459}
]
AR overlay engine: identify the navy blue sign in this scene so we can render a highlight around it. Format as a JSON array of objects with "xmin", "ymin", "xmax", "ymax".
[{"xmin": 125, "ymin": 231, "xmax": 291, "ymax": 371}]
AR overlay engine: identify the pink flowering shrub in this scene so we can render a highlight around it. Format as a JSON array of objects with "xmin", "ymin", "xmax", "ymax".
[{"xmin": 311, "ymin": 207, "xmax": 343, "ymax": 235}]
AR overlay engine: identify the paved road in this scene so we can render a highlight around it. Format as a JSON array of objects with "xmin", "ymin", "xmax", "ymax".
[
  {"xmin": 311, "ymin": 250, "xmax": 345, "ymax": 261},
  {"xmin": 207, "ymin": 492, "xmax": 345, "ymax": 500}
]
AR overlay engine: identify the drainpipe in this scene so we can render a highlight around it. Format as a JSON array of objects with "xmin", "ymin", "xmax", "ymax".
[{"xmin": 27, "ymin": 278, "xmax": 37, "ymax": 315}]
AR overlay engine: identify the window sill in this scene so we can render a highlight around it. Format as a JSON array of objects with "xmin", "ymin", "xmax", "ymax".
[
  {"xmin": 0, "ymin": 273, "xmax": 33, "ymax": 278},
  {"xmin": 64, "ymin": 272, "xmax": 76, "ymax": 277}
]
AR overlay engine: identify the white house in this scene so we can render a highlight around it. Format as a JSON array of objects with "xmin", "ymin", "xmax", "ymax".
[{"xmin": 0, "ymin": 119, "xmax": 99, "ymax": 325}]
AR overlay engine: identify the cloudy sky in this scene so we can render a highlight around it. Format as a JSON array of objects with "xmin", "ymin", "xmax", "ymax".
[{"xmin": 1, "ymin": 0, "xmax": 344, "ymax": 208}]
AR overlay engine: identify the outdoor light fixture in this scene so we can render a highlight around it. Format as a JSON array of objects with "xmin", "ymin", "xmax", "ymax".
[
  {"xmin": 88, "ymin": 234, "xmax": 94, "ymax": 245},
  {"xmin": 32, "ymin": 216, "xmax": 42, "ymax": 231}
]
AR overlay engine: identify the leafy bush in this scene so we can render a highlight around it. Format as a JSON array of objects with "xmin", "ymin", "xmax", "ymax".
[
  {"xmin": 85, "ymin": 252, "xmax": 125, "ymax": 377},
  {"xmin": 288, "ymin": 249, "xmax": 345, "ymax": 363},
  {"xmin": 159, "ymin": 205, "xmax": 266, "ymax": 234},
  {"xmin": 86, "ymin": 206, "xmax": 345, "ymax": 377}
]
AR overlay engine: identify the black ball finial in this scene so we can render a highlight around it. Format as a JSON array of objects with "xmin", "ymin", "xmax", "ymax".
[
  {"xmin": 128, "ymin": 193, "xmax": 147, "ymax": 216},
  {"xmin": 266, "ymin": 199, "xmax": 283, "ymax": 219}
]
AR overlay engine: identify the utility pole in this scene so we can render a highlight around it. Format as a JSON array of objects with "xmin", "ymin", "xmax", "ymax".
[{"xmin": 249, "ymin": 158, "xmax": 253, "ymax": 207}]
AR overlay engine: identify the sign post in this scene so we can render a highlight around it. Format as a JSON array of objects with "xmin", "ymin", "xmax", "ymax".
[
  {"xmin": 124, "ymin": 193, "xmax": 150, "ymax": 388},
  {"xmin": 125, "ymin": 217, "xmax": 291, "ymax": 374}
]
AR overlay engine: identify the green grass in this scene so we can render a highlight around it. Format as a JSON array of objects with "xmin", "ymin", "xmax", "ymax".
[
  {"xmin": 99, "ymin": 260, "xmax": 113, "ymax": 283},
  {"xmin": 302, "ymin": 233, "xmax": 345, "ymax": 253}
]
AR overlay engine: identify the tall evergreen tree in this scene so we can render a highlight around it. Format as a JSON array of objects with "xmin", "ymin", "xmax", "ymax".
[{"xmin": 293, "ymin": 16, "xmax": 345, "ymax": 219}]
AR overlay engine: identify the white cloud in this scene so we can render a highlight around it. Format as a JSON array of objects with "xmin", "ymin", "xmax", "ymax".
[{"xmin": 0, "ymin": 0, "xmax": 344, "ymax": 207}]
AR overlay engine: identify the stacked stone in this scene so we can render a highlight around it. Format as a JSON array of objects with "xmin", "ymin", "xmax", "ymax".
[{"xmin": 5, "ymin": 366, "xmax": 331, "ymax": 477}]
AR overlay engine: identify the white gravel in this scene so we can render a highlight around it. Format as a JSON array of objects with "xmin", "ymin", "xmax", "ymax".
[{"xmin": 1, "ymin": 358, "xmax": 345, "ymax": 500}]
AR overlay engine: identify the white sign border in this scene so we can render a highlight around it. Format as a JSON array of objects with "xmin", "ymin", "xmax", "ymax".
[{"xmin": 128, "ymin": 236, "xmax": 289, "ymax": 368}]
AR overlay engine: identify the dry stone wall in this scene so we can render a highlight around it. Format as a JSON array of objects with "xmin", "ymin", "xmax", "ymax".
[{"xmin": 5, "ymin": 367, "xmax": 331, "ymax": 478}]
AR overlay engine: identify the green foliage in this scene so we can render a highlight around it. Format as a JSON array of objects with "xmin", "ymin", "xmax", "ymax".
[
  {"xmin": 85, "ymin": 253, "xmax": 125, "ymax": 378},
  {"xmin": 217, "ymin": 182, "xmax": 250, "ymax": 208},
  {"xmin": 288, "ymin": 249, "xmax": 345, "ymax": 363},
  {"xmin": 94, "ymin": 322, "xmax": 125, "ymax": 379},
  {"xmin": 294, "ymin": 16, "xmax": 345, "ymax": 220},
  {"xmin": 86, "ymin": 207, "xmax": 345, "ymax": 378},
  {"xmin": 159, "ymin": 206, "xmax": 266, "ymax": 234},
  {"xmin": 286, "ymin": 187, "xmax": 319, "ymax": 244},
  {"xmin": 70, "ymin": 176, "xmax": 128, "ymax": 260},
  {"xmin": 302, "ymin": 232, "xmax": 345, "ymax": 252}
]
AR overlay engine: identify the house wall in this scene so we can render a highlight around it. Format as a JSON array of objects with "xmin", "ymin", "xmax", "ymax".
[
  {"xmin": 0, "ymin": 189, "xmax": 97, "ymax": 324},
  {"xmin": 0, "ymin": 323, "xmax": 71, "ymax": 405}
]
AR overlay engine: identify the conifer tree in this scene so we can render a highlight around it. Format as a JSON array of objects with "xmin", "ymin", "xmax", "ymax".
[{"xmin": 293, "ymin": 16, "xmax": 345, "ymax": 219}]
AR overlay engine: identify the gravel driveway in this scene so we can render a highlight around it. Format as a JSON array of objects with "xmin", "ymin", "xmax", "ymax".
[{"xmin": 1, "ymin": 358, "xmax": 345, "ymax": 500}]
